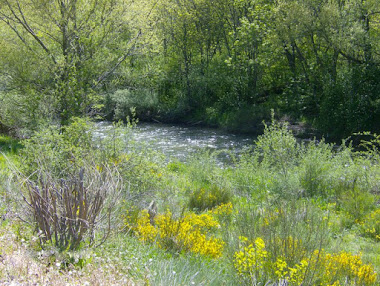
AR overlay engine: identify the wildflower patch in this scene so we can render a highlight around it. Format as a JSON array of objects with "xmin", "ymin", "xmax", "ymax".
[
  {"xmin": 234, "ymin": 236, "xmax": 377, "ymax": 285},
  {"xmin": 130, "ymin": 209, "xmax": 224, "ymax": 258}
]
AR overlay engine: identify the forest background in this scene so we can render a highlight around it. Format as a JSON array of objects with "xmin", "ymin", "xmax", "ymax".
[{"xmin": 1, "ymin": 0, "xmax": 379, "ymax": 140}]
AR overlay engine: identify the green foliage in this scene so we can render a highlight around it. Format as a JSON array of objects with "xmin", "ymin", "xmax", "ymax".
[
  {"xmin": 3, "ymin": 118, "xmax": 380, "ymax": 283},
  {"xmin": 357, "ymin": 132, "xmax": 380, "ymax": 161},
  {"xmin": 360, "ymin": 209, "xmax": 380, "ymax": 241},
  {"xmin": 149, "ymin": 0, "xmax": 380, "ymax": 137},
  {"xmin": 255, "ymin": 117, "xmax": 299, "ymax": 177},
  {"xmin": 318, "ymin": 67, "xmax": 380, "ymax": 139},
  {"xmin": 21, "ymin": 118, "xmax": 109, "ymax": 177},
  {"xmin": 188, "ymin": 185, "xmax": 231, "ymax": 212},
  {"xmin": 298, "ymin": 140, "xmax": 334, "ymax": 197},
  {"xmin": 0, "ymin": 135, "xmax": 22, "ymax": 156},
  {"xmin": 166, "ymin": 160, "xmax": 186, "ymax": 173},
  {"xmin": 0, "ymin": 0, "xmax": 379, "ymax": 137},
  {"xmin": 104, "ymin": 88, "xmax": 159, "ymax": 121}
]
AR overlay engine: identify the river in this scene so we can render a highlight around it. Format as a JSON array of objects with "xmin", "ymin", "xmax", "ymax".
[{"xmin": 95, "ymin": 122, "xmax": 256, "ymax": 162}]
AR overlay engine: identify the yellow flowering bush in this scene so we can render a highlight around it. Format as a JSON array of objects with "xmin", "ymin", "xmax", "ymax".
[
  {"xmin": 208, "ymin": 202, "xmax": 233, "ymax": 216},
  {"xmin": 131, "ymin": 210, "xmax": 224, "ymax": 258},
  {"xmin": 360, "ymin": 208, "xmax": 380, "ymax": 241},
  {"xmin": 310, "ymin": 250, "xmax": 377, "ymax": 285},
  {"xmin": 234, "ymin": 236, "xmax": 268, "ymax": 281},
  {"xmin": 269, "ymin": 236, "xmax": 307, "ymax": 266},
  {"xmin": 122, "ymin": 204, "xmax": 140, "ymax": 232},
  {"xmin": 262, "ymin": 209, "xmax": 280, "ymax": 226},
  {"xmin": 135, "ymin": 210, "xmax": 158, "ymax": 243},
  {"xmin": 234, "ymin": 236, "xmax": 307, "ymax": 284},
  {"xmin": 272, "ymin": 257, "xmax": 308, "ymax": 285},
  {"xmin": 288, "ymin": 259, "xmax": 308, "ymax": 285},
  {"xmin": 233, "ymin": 236, "xmax": 377, "ymax": 285}
]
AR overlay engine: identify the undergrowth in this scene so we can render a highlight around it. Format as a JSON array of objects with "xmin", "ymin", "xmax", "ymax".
[{"xmin": 1, "ymin": 119, "xmax": 380, "ymax": 285}]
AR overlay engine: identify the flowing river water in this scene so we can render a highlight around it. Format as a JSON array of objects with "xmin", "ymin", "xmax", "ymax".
[{"xmin": 95, "ymin": 122, "xmax": 256, "ymax": 163}]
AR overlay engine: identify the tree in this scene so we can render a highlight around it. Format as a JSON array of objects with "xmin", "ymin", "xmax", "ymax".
[{"xmin": 0, "ymin": 0, "xmax": 140, "ymax": 128}]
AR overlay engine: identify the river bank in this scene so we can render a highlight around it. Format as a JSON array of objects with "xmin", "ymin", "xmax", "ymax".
[{"xmin": 1, "ymin": 118, "xmax": 379, "ymax": 285}]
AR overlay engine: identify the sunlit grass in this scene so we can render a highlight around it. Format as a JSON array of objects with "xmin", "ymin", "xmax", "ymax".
[{"xmin": 1, "ymin": 120, "xmax": 380, "ymax": 285}]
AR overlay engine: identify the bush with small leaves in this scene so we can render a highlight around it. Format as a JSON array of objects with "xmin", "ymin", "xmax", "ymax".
[{"xmin": 188, "ymin": 185, "xmax": 231, "ymax": 212}]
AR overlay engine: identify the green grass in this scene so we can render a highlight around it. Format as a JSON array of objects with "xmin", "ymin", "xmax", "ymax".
[{"xmin": 1, "ymin": 120, "xmax": 380, "ymax": 285}]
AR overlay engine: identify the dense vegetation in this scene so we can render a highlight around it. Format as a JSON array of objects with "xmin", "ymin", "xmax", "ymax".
[
  {"xmin": 1, "ymin": 0, "xmax": 380, "ymax": 285},
  {"xmin": 0, "ymin": 0, "xmax": 380, "ymax": 138},
  {"xmin": 1, "ymin": 119, "xmax": 380, "ymax": 285}
]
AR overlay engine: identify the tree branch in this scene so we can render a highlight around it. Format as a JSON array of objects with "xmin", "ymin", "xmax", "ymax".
[
  {"xmin": 4, "ymin": 0, "xmax": 57, "ymax": 64},
  {"xmin": 0, "ymin": 15, "xmax": 35, "ymax": 53},
  {"xmin": 92, "ymin": 29, "xmax": 142, "ymax": 88}
]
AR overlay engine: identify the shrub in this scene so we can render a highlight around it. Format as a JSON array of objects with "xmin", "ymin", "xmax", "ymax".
[
  {"xmin": 22, "ymin": 163, "xmax": 122, "ymax": 250},
  {"xmin": 233, "ymin": 200, "xmax": 330, "ymax": 256},
  {"xmin": 15, "ymin": 118, "xmax": 127, "ymax": 250},
  {"xmin": 298, "ymin": 140, "xmax": 334, "ymax": 197},
  {"xmin": 244, "ymin": 117, "xmax": 302, "ymax": 199},
  {"xmin": 129, "ymin": 209, "xmax": 225, "ymax": 258},
  {"xmin": 105, "ymin": 88, "xmax": 159, "ymax": 121},
  {"xmin": 234, "ymin": 237, "xmax": 268, "ymax": 282},
  {"xmin": 233, "ymin": 236, "xmax": 377, "ymax": 285},
  {"xmin": 360, "ymin": 209, "xmax": 380, "ymax": 241},
  {"xmin": 188, "ymin": 185, "xmax": 231, "ymax": 212},
  {"xmin": 308, "ymin": 250, "xmax": 377, "ymax": 285},
  {"xmin": 340, "ymin": 188, "xmax": 376, "ymax": 227},
  {"xmin": 254, "ymin": 116, "xmax": 299, "ymax": 178}
]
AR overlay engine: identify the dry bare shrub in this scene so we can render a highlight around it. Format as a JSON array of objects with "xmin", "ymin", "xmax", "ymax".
[{"xmin": 19, "ymin": 163, "xmax": 123, "ymax": 251}]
